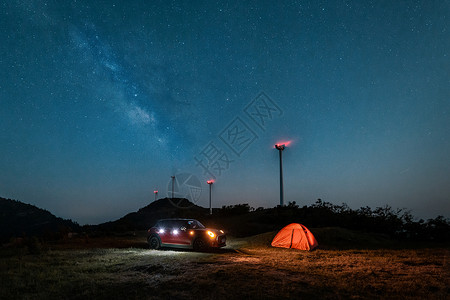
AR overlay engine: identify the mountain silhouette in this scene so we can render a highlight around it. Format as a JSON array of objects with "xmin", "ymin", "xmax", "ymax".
[
  {"xmin": 0, "ymin": 197, "xmax": 80, "ymax": 243},
  {"xmin": 90, "ymin": 198, "xmax": 208, "ymax": 232}
]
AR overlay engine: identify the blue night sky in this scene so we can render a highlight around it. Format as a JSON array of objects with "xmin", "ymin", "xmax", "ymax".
[{"xmin": 1, "ymin": 1, "xmax": 449, "ymax": 225}]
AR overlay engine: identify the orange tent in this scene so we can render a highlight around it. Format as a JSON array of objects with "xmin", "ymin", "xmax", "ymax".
[{"xmin": 271, "ymin": 223, "xmax": 318, "ymax": 250}]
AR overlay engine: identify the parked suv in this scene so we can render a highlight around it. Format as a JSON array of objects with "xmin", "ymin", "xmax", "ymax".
[{"xmin": 147, "ymin": 219, "xmax": 226, "ymax": 251}]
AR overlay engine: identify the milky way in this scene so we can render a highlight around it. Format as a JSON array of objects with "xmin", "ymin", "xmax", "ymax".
[{"xmin": 1, "ymin": 1, "xmax": 449, "ymax": 224}]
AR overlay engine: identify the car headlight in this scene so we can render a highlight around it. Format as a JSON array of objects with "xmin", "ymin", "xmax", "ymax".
[
  {"xmin": 158, "ymin": 228, "xmax": 165, "ymax": 234},
  {"xmin": 220, "ymin": 230, "xmax": 224, "ymax": 234},
  {"xmin": 207, "ymin": 231, "xmax": 215, "ymax": 238},
  {"xmin": 172, "ymin": 229, "xmax": 179, "ymax": 235}
]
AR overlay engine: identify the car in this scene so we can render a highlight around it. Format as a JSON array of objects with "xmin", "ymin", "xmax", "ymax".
[{"xmin": 147, "ymin": 218, "xmax": 226, "ymax": 251}]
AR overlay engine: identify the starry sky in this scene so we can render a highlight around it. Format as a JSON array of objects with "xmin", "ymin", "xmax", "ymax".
[{"xmin": 1, "ymin": 1, "xmax": 449, "ymax": 225}]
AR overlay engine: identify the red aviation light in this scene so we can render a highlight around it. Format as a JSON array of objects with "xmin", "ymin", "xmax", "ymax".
[{"xmin": 275, "ymin": 140, "xmax": 292, "ymax": 149}]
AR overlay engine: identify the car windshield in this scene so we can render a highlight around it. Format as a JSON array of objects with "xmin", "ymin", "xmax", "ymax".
[{"xmin": 186, "ymin": 220, "xmax": 205, "ymax": 229}]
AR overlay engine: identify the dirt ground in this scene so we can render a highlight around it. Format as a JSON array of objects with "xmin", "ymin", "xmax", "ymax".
[{"xmin": 0, "ymin": 232, "xmax": 448, "ymax": 299}]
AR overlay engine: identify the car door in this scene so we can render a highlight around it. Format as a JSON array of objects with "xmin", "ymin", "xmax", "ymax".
[
  {"xmin": 163, "ymin": 220, "xmax": 184, "ymax": 244},
  {"xmin": 162, "ymin": 220, "xmax": 177, "ymax": 244},
  {"xmin": 177, "ymin": 222, "xmax": 193, "ymax": 245},
  {"xmin": 157, "ymin": 221, "xmax": 170, "ymax": 244},
  {"xmin": 165, "ymin": 221, "xmax": 190, "ymax": 245}
]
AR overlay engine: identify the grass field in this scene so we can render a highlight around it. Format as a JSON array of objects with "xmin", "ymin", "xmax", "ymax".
[{"xmin": 1, "ymin": 230, "xmax": 448, "ymax": 299}]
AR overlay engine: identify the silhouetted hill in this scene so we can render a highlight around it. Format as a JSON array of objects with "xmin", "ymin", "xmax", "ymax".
[
  {"xmin": 4, "ymin": 195, "xmax": 446, "ymax": 245},
  {"xmin": 87, "ymin": 198, "xmax": 449, "ymax": 243},
  {"xmin": 206, "ymin": 201, "xmax": 450, "ymax": 242},
  {"xmin": 89, "ymin": 198, "xmax": 208, "ymax": 232},
  {"xmin": 0, "ymin": 197, "xmax": 80, "ymax": 243}
]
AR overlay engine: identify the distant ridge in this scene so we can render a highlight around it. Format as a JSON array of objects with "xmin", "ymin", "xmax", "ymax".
[
  {"xmin": 90, "ymin": 198, "xmax": 208, "ymax": 232},
  {"xmin": 2, "ymin": 196, "xmax": 448, "ymax": 243},
  {"xmin": 0, "ymin": 197, "xmax": 80, "ymax": 243}
]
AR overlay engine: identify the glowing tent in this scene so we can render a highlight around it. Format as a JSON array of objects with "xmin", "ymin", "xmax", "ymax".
[{"xmin": 271, "ymin": 223, "xmax": 318, "ymax": 251}]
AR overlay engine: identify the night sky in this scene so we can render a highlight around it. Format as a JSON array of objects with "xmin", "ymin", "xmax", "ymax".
[{"xmin": 1, "ymin": 1, "xmax": 449, "ymax": 225}]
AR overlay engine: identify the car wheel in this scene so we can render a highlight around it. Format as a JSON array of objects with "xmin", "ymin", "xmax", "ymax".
[
  {"xmin": 193, "ymin": 238, "xmax": 207, "ymax": 251},
  {"xmin": 148, "ymin": 235, "xmax": 161, "ymax": 250}
]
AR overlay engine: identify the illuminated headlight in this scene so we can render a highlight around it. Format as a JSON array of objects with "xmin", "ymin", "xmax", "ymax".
[
  {"xmin": 220, "ymin": 230, "xmax": 224, "ymax": 234},
  {"xmin": 172, "ymin": 229, "xmax": 179, "ymax": 235},
  {"xmin": 158, "ymin": 228, "xmax": 165, "ymax": 234},
  {"xmin": 207, "ymin": 231, "xmax": 215, "ymax": 238},
  {"xmin": 189, "ymin": 231, "xmax": 195, "ymax": 235}
]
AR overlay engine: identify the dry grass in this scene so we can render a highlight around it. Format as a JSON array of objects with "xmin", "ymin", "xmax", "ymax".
[{"xmin": 0, "ymin": 231, "xmax": 448, "ymax": 299}]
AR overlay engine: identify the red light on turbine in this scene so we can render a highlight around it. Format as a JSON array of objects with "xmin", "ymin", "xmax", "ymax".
[
  {"xmin": 154, "ymin": 190, "xmax": 158, "ymax": 193},
  {"xmin": 207, "ymin": 180, "xmax": 215, "ymax": 184},
  {"xmin": 275, "ymin": 140, "xmax": 292, "ymax": 148}
]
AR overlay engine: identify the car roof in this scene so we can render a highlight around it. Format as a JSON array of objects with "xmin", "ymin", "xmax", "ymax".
[{"xmin": 156, "ymin": 218, "xmax": 198, "ymax": 222}]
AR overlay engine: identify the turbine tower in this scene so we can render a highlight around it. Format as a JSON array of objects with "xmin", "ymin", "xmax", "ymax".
[
  {"xmin": 275, "ymin": 143, "xmax": 286, "ymax": 206},
  {"xmin": 207, "ymin": 180, "xmax": 214, "ymax": 215},
  {"xmin": 171, "ymin": 176, "xmax": 175, "ymax": 199}
]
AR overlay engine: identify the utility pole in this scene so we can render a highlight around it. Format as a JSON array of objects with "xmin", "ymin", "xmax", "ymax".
[
  {"xmin": 207, "ymin": 180, "xmax": 214, "ymax": 215},
  {"xmin": 275, "ymin": 144, "xmax": 285, "ymax": 206}
]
